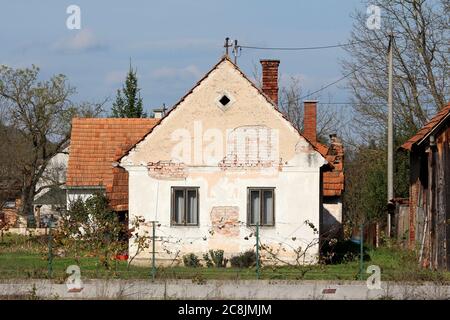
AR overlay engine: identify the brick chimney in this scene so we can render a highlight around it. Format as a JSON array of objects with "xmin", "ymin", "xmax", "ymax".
[
  {"xmin": 260, "ymin": 59, "xmax": 280, "ymax": 106},
  {"xmin": 303, "ymin": 100, "xmax": 317, "ymax": 143}
]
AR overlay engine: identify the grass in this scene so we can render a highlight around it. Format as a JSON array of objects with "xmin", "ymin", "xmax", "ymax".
[{"xmin": 1, "ymin": 233, "xmax": 449, "ymax": 282}]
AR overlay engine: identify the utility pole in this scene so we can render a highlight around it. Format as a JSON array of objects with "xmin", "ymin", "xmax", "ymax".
[
  {"xmin": 387, "ymin": 33, "xmax": 394, "ymax": 238},
  {"xmin": 233, "ymin": 39, "xmax": 239, "ymax": 65},
  {"xmin": 224, "ymin": 37, "xmax": 231, "ymax": 57}
]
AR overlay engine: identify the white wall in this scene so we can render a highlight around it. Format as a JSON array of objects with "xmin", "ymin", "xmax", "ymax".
[
  {"xmin": 126, "ymin": 165, "xmax": 321, "ymax": 265},
  {"xmin": 322, "ymin": 198, "xmax": 343, "ymax": 238},
  {"xmin": 66, "ymin": 188, "xmax": 103, "ymax": 209}
]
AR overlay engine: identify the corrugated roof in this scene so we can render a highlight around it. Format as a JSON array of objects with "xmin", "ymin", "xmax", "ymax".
[{"xmin": 401, "ymin": 103, "xmax": 450, "ymax": 151}]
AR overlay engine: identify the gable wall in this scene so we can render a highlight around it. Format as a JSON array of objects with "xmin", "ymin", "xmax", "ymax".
[{"xmin": 121, "ymin": 59, "xmax": 326, "ymax": 265}]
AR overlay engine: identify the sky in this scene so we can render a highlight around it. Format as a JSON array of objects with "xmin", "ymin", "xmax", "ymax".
[{"xmin": 0, "ymin": 0, "xmax": 366, "ymax": 115}]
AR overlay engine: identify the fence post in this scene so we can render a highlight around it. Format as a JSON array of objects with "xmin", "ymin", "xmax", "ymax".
[
  {"xmin": 48, "ymin": 223, "xmax": 53, "ymax": 279},
  {"xmin": 256, "ymin": 221, "xmax": 260, "ymax": 280},
  {"xmin": 151, "ymin": 221, "xmax": 156, "ymax": 281},
  {"xmin": 359, "ymin": 222, "xmax": 364, "ymax": 280}
]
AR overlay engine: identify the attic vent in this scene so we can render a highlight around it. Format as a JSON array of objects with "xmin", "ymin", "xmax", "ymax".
[
  {"xmin": 215, "ymin": 92, "xmax": 235, "ymax": 111},
  {"xmin": 219, "ymin": 95, "xmax": 230, "ymax": 106}
]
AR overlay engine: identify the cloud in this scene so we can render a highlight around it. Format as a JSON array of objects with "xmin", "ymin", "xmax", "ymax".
[
  {"xmin": 105, "ymin": 70, "xmax": 126, "ymax": 85},
  {"xmin": 150, "ymin": 65, "xmax": 202, "ymax": 80},
  {"xmin": 53, "ymin": 29, "xmax": 107, "ymax": 53},
  {"xmin": 130, "ymin": 38, "xmax": 219, "ymax": 51}
]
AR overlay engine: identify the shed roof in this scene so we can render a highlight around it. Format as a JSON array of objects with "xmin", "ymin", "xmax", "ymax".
[{"xmin": 401, "ymin": 103, "xmax": 450, "ymax": 151}]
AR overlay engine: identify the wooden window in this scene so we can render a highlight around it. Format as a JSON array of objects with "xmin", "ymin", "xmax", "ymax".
[
  {"xmin": 171, "ymin": 187, "xmax": 199, "ymax": 226},
  {"xmin": 247, "ymin": 188, "xmax": 275, "ymax": 226}
]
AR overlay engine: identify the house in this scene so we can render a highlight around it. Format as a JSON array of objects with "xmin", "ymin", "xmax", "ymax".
[
  {"xmin": 33, "ymin": 147, "xmax": 70, "ymax": 227},
  {"xmin": 0, "ymin": 178, "xmax": 22, "ymax": 228},
  {"xmin": 302, "ymin": 102, "xmax": 345, "ymax": 239},
  {"xmin": 400, "ymin": 102, "xmax": 450, "ymax": 270},
  {"xmin": 67, "ymin": 56, "xmax": 345, "ymax": 265}
]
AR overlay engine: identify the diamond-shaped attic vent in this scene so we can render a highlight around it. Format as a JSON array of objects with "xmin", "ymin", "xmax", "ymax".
[{"xmin": 219, "ymin": 95, "xmax": 231, "ymax": 106}]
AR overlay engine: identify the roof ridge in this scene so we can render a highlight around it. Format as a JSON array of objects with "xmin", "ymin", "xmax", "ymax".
[{"xmin": 400, "ymin": 102, "xmax": 450, "ymax": 151}]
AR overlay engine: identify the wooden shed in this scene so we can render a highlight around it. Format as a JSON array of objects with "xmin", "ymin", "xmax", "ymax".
[{"xmin": 400, "ymin": 103, "xmax": 450, "ymax": 270}]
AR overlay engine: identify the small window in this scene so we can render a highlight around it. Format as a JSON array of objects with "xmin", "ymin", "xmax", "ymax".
[
  {"xmin": 247, "ymin": 188, "xmax": 275, "ymax": 226},
  {"xmin": 171, "ymin": 187, "xmax": 199, "ymax": 226},
  {"xmin": 215, "ymin": 92, "xmax": 235, "ymax": 111},
  {"xmin": 2, "ymin": 200, "xmax": 16, "ymax": 209},
  {"xmin": 219, "ymin": 95, "xmax": 231, "ymax": 106}
]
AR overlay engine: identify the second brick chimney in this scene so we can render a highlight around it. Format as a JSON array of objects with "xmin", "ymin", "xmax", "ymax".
[
  {"xmin": 303, "ymin": 100, "xmax": 317, "ymax": 144},
  {"xmin": 260, "ymin": 59, "xmax": 280, "ymax": 106}
]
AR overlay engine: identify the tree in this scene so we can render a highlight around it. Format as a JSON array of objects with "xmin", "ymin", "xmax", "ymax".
[
  {"xmin": 343, "ymin": 138, "xmax": 409, "ymax": 230},
  {"xmin": 251, "ymin": 63, "xmax": 342, "ymax": 144},
  {"xmin": 0, "ymin": 64, "xmax": 104, "ymax": 222},
  {"xmin": 56, "ymin": 193, "xmax": 126, "ymax": 268},
  {"xmin": 342, "ymin": 0, "xmax": 449, "ymax": 141},
  {"xmin": 278, "ymin": 77, "xmax": 342, "ymax": 144},
  {"xmin": 111, "ymin": 62, "xmax": 147, "ymax": 118},
  {"xmin": 341, "ymin": 0, "xmax": 448, "ymax": 228}
]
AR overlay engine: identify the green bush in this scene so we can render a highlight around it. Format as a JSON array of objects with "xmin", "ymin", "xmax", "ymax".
[
  {"xmin": 182, "ymin": 253, "xmax": 202, "ymax": 268},
  {"xmin": 230, "ymin": 250, "xmax": 258, "ymax": 268},
  {"xmin": 203, "ymin": 249, "xmax": 228, "ymax": 268},
  {"xmin": 321, "ymin": 239, "xmax": 371, "ymax": 264}
]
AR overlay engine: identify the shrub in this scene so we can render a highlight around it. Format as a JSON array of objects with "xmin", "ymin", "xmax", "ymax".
[
  {"xmin": 321, "ymin": 239, "xmax": 371, "ymax": 264},
  {"xmin": 203, "ymin": 249, "xmax": 228, "ymax": 268},
  {"xmin": 230, "ymin": 250, "xmax": 258, "ymax": 268},
  {"xmin": 183, "ymin": 253, "xmax": 202, "ymax": 268}
]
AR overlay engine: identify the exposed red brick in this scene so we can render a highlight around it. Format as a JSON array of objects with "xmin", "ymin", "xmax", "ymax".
[
  {"xmin": 304, "ymin": 101, "xmax": 317, "ymax": 144},
  {"xmin": 147, "ymin": 161, "xmax": 187, "ymax": 180},
  {"xmin": 260, "ymin": 60, "xmax": 280, "ymax": 106}
]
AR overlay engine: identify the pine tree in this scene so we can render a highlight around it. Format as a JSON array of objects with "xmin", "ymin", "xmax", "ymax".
[{"xmin": 111, "ymin": 62, "xmax": 146, "ymax": 118}]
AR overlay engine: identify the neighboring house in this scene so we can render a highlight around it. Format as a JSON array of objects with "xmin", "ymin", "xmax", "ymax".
[
  {"xmin": 0, "ymin": 178, "xmax": 22, "ymax": 228},
  {"xmin": 301, "ymin": 101, "xmax": 345, "ymax": 239},
  {"xmin": 400, "ymin": 102, "xmax": 450, "ymax": 270},
  {"xmin": 66, "ymin": 56, "xmax": 345, "ymax": 265},
  {"xmin": 33, "ymin": 147, "xmax": 69, "ymax": 227}
]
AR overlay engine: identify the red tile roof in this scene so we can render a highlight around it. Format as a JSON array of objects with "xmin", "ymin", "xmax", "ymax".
[
  {"xmin": 66, "ymin": 118, "xmax": 159, "ymax": 210},
  {"xmin": 401, "ymin": 103, "xmax": 450, "ymax": 151},
  {"xmin": 315, "ymin": 141, "xmax": 345, "ymax": 197}
]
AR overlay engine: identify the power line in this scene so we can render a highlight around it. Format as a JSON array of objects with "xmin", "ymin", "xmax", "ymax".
[
  {"xmin": 238, "ymin": 37, "xmax": 384, "ymax": 51},
  {"xmin": 296, "ymin": 65, "xmax": 365, "ymax": 101}
]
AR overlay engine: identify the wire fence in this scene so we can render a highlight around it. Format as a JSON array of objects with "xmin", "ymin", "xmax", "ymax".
[{"xmin": 1, "ymin": 225, "xmax": 449, "ymax": 283}]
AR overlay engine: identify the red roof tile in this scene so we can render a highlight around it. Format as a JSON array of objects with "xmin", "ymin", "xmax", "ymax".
[
  {"xmin": 66, "ymin": 118, "xmax": 159, "ymax": 210},
  {"xmin": 401, "ymin": 103, "xmax": 450, "ymax": 151},
  {"xmin": 314, "ymin": 140, "xmax": 345, "ymax": 197}
]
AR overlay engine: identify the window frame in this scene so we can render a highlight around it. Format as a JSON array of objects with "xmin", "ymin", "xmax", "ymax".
[
  {"xmin": 2, "ymin": 200, "xmax": 16, "ymax": 209},
  {"xmin": 247, "ymin": 187, "xmax": 275, "ymax": 227},
  {"xmin": 170, "ymin": 186, "xmax": 199, "ymax": 226}
]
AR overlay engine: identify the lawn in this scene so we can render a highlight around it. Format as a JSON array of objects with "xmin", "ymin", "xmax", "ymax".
[{"xmin": 0, "ymin": 233, "xmax": 448, "ymax": 282}]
